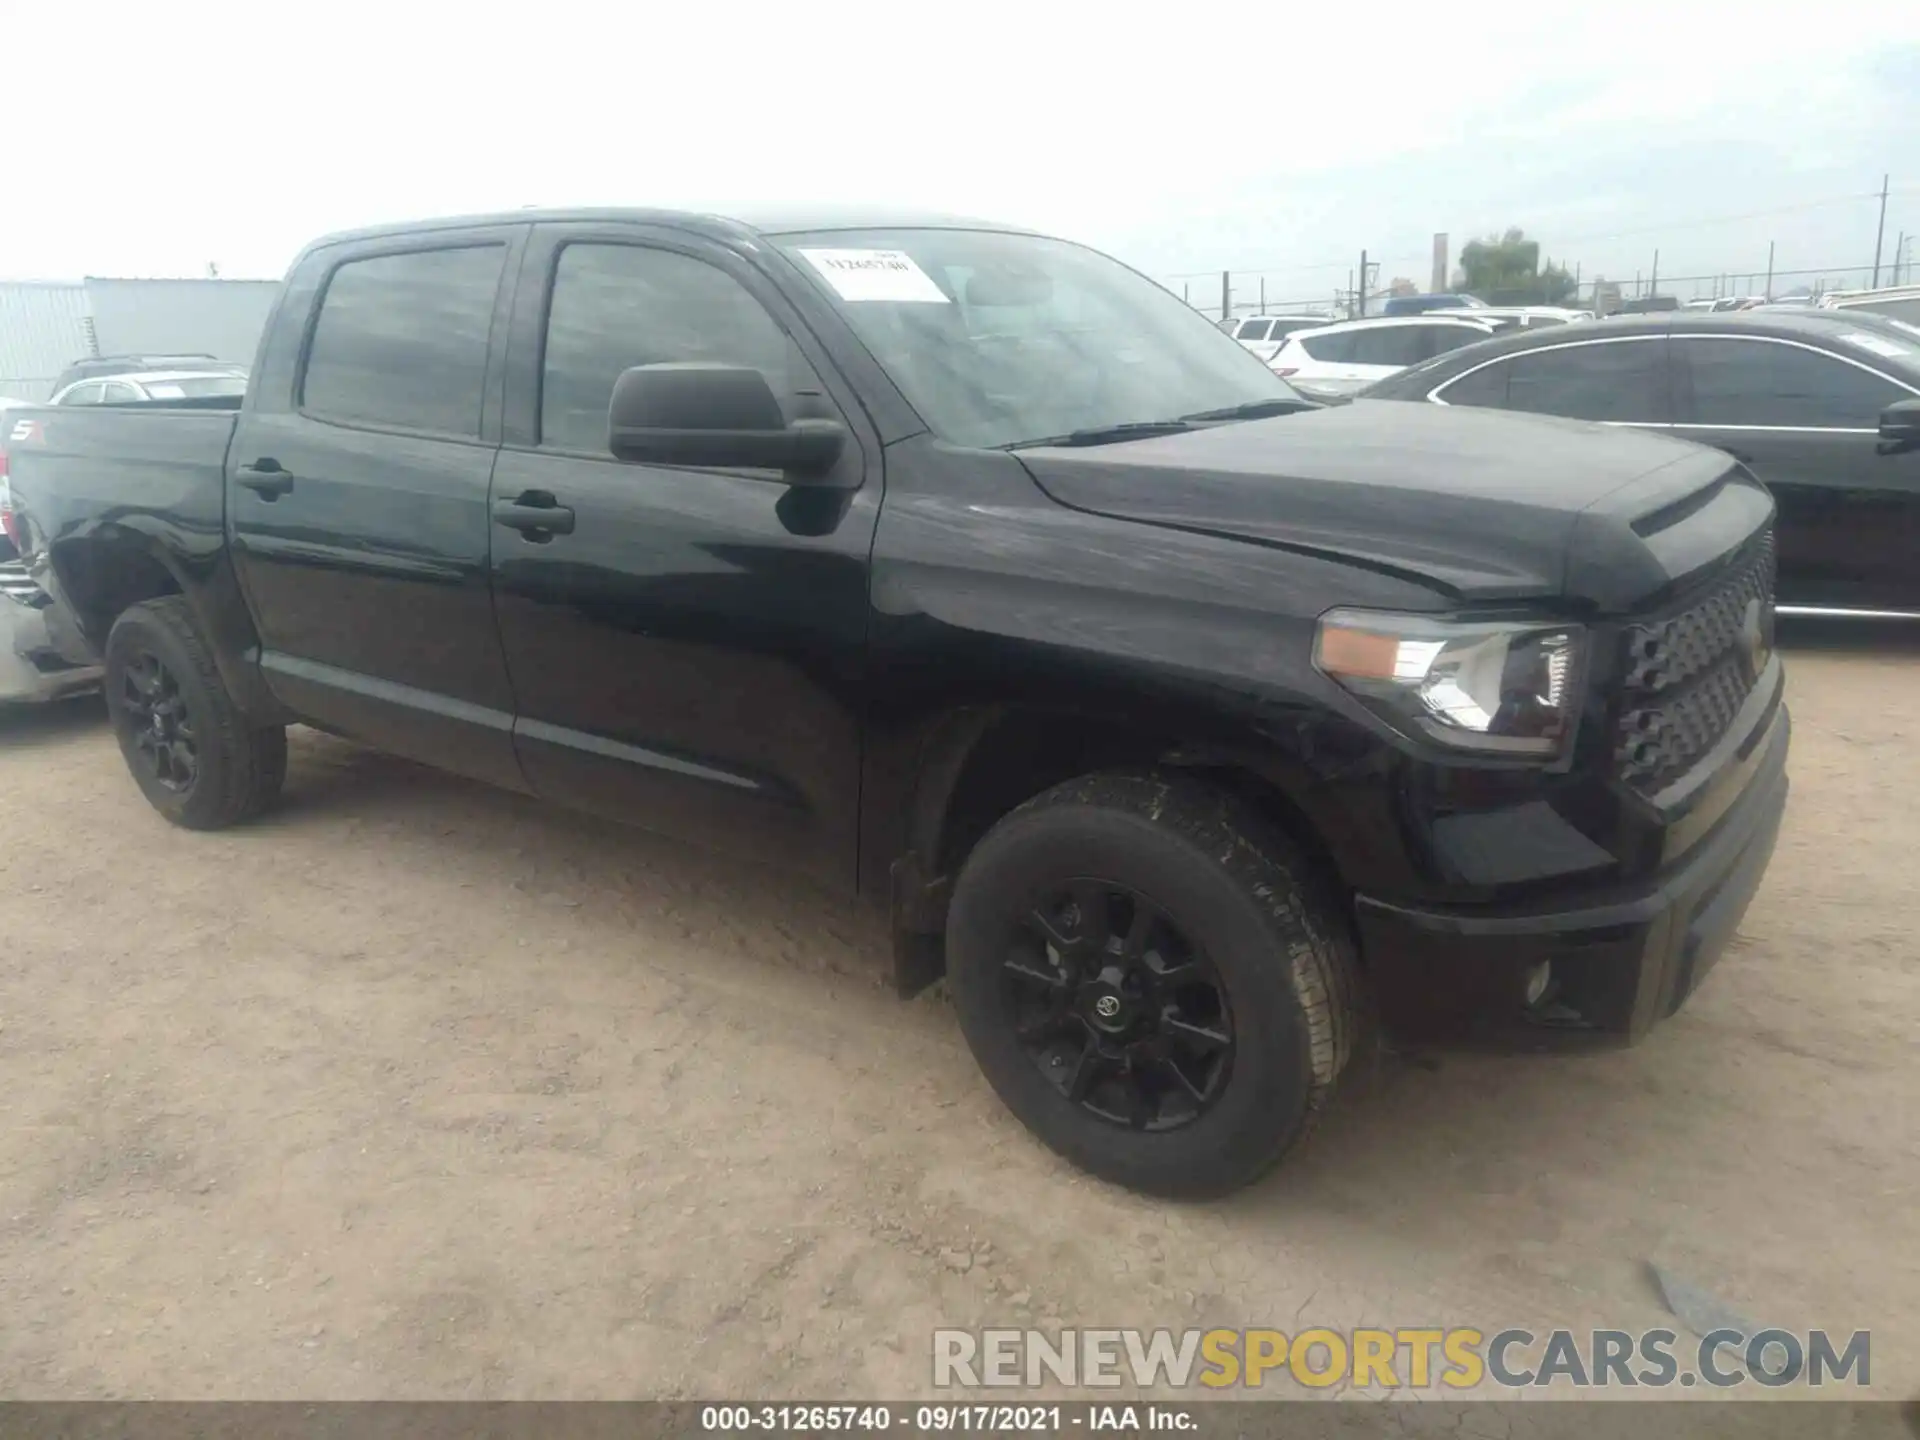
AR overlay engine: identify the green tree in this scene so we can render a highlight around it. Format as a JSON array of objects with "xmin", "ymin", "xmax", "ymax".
[{"xmin": 1454, "ymin": 227, "xmax": 1578, "ymax": 305}]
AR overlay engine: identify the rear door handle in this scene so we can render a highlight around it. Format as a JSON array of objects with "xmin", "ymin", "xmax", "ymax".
[
  {"xmin": 492, "ymin": 491, "xmax": 575, "ymax": 539},
  {"xmin": 236, "ymin": 460, "xmax": 294, "ymax": 498}
]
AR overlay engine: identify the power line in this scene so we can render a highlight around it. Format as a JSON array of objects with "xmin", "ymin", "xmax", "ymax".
[
  {"xmin": 1161, "ymin": 256, "xmax": 1424, "ymax": 281},
  {"xmin": 1159, "ymin": 186, "xmax": 1917, "ymax": 286},
  {"xmin": 1546, "ymin": 188, "xmax": 1909, "ymax": 249}
]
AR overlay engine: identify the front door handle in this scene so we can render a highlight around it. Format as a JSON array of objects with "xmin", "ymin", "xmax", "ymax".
[
  {"xmin": 236, "ymin": 460, "xmax": 294, "ymax": 499},
  {"xmin": 492, "ymin": 491, "xmax": 575, "ymax": 539}
]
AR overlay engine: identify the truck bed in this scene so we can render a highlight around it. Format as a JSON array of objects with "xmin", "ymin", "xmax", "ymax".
[
  {"xmin": 7, "ymin": 405, "xmax": 236, "ymax": 555},
  {"xmin": 4, "ymin": 405, "xmax": 238, "ymax": 656}
]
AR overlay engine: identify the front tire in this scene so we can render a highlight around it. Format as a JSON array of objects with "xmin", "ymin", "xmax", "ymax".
[
  {"xmin": 104, "ymin": 597, "xmax": 286, "ymax": 830},
  {"xmin": 946, "ymin": 772, "xmax": 1361, "ymax": 1198}
]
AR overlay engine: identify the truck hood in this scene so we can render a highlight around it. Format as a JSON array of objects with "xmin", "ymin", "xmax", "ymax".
[{"xmin": 1015, "ymin": 400, "xmax": 1757, "ymax": 609}]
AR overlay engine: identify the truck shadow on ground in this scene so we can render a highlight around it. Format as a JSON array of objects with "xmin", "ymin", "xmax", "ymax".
[
  {"xmin": 244, "ymin": 726, "xmax": 1819, "ymax": 1238},
  {"xmin": 255, "ymin": 726, "xmax": 900, "ymax": 991},
  {"xmin": 0, "ymin": 692, "xmax": 107, "ymax": 749}
]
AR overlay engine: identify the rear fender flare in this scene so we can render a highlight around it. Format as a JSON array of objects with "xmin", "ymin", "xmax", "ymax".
[{"xmin": 47, "ymin": 525, "xmax": 286, "ymax": 723}]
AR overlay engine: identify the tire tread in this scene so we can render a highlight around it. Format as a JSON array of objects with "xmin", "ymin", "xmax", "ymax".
[
  {"xmin": 105, "ymin": 597, "xmax": 286, "ymax": 830},
  {"xmin": 949, "ymin": 769, "xmax": 1366, "ymax": 1196}
]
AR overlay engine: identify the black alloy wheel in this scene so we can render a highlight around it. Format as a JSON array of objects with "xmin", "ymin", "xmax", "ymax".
[
  {"xmin": 1002, "ymin": 878, "xmax": 1233, "ymax": 1133},
  {"xmin": 946, "ymin": 771, "xmax": 1364, "ymax": 1196},
  {"xmin": 103, "ymin": 597, "xmax": 287, "ymax": 829},
  {"xmin": 116, "ymin": 650, "xmax": 199, "ymax": 794}
]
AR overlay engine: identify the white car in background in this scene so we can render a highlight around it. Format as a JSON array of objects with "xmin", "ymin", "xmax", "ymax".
[
  {"xmin": 1816, "ymin": 283, "xmax": 1920, "ymax": 325},
  {"xmin": 1268, "ymin": 314, "xmax": 1500, "ymax": 399},
  {"xmin": 50, "ymin": 369, "xmax": 249, "ymax": 406},
  {"xmin": 1226, "ymin": 314, "xmax": 1336, "ymax": 362},
  {"xmin": 1441, "ymin": 305, "xmax": 1591, "ymax": 330}
]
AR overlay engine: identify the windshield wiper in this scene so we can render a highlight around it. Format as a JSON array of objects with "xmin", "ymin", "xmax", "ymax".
[
  {"xmin": 1178, "ymin": 397, "xmax": 1321, "ymax": 422},
  {"xmin": 1004, "ymin": 420, "xmax": 1193, "ymax": 450}
]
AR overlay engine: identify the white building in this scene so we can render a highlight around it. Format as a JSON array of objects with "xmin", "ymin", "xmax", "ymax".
[{"xmin": 0, "ymin": 276, "xmax": 279, "ymax": 401}]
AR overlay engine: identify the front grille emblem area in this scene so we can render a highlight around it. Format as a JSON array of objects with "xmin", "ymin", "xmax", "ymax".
[
  {"xmin": 1740, "ymin": 595, "xmax": 1773, "ymax": 681},
  {"xmin": 1614, "ymin": 529, "xmax": 1775, "ymax": 797}
]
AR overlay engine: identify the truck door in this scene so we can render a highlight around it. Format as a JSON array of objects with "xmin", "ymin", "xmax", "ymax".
[
  {"xmin": 1671, "ymin": 332, "xmax": 1920, "ymax": 612},
  {"xmin": 227, "ymin": 224, "xmax": 529, "ymax": 791},
  {"xmin": 489, "ymin": 224, "xmax": 881, "ymax": 889}
]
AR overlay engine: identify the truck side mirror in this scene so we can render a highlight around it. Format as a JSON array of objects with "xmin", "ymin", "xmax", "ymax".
[
  {"xmin": 1880, "ymin": 396, "xmax": 1920, "ymax": 455},
  {"xmin": 607, "ymin": 363, "xmax": 849, "ymax": 486}
]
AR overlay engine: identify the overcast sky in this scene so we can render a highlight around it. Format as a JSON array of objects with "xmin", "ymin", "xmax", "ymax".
[{"xmin": 8, "ymin": 1, "xmax": 1918, "ymax": 306}]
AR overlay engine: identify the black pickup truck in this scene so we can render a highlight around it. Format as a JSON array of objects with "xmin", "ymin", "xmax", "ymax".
[{"xmin": 7, "ymin": 208, "xmax": 1790, "ymax": 1197}]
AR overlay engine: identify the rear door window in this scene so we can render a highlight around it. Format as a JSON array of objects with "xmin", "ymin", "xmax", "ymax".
[
  {"xmin": 1434, "ymin": 358, "xmax": 1511, "ymax": 407},
  {"xmin": 1677, "ymin": 337, "xmax": 1907, "ymax": 427},
  {"xmin": 1500, "ymin": 339, "xmax": 1668, "ymax": 422},
  {"xmin": 301, "ymin": 244, "xmax": 507, "ymax": 438},
  {"xmin": 1298, "ymin": 332, "xmax": 1354, "ymax": 363},
  {"xmin": 1236, "ymin": 319, "xmax": 1272, "ymax": 341},
  {"xmin": 1347, "ymin": 326, "xmax": 1426, "ymax": 367},
  {"xmin": 1420, "ymin": 324, "xmax": 1492, "ymax": 360}
]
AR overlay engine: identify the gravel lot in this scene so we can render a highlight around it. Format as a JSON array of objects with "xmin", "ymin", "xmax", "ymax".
[{"xmin": 0, "ymin": 627, "xmax": 1914, "ymax": 1403}]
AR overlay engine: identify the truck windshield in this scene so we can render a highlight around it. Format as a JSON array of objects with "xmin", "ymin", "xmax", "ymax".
[{"xmin": 776, "ymin": 228, "xmax": 1303, "ymax": 449}]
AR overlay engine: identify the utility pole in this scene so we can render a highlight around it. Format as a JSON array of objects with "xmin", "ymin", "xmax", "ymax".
[
  {"xmin": 1871, "ymin": 173, "xmax": 1890, "ymax": 287},
  {"xmin": 1220, "ymin": 271, "xmax": 1230, "ymax": 323},
  {"xmin": 1893, "ymin": 232, "xmax": 1907, "ymax": 287},
  {"xmin": 1358, "ymin": 249, "xmax": 1369, "ymax": 316},
  {"xmin": 1259, "ymin": 276, "xmax": 1267, "ymax": 312},
  {"xmin": 1765, "ymin": 240, "xmax": 1774, "ymax": 300},
  {"xmin": 1650, "ymin": 249, "xmax": 1660, "ymax": 298}
]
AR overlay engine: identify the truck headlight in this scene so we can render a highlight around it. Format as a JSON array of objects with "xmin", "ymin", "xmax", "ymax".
[{"xmin": 1314, "ymin": 609, "xmax": 1583, "ymax": 757}]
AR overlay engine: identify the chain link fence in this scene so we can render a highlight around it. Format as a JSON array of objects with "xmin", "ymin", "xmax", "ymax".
[{"xmin": 1173, "ymin": 251, "xmax": 1917, "ymax": 326}]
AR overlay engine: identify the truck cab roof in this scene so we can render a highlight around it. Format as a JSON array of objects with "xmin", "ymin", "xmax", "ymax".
[{"xmin": 300, "ymin": 206, "xmax": 1039, "ymax": 257}]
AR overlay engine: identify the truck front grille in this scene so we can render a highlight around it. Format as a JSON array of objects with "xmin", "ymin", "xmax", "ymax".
[{"xmin": 1614, "ymin": 527, "xmax": 1775, "ymax": 797}]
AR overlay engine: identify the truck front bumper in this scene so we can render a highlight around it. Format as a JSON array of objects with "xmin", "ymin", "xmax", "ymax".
[
  {"xmin": 0, "ymin": 590, "xmax": 102, "ymax": 704},
  {"xmin": 1356, "ymin": 705, "xmax": 1790, "ymax": 1048}
]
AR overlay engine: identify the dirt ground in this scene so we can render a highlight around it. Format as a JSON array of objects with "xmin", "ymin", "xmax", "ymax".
[{"xmin": 0, "ymin": 626, "xmax": 1914, "ymax": 1403}]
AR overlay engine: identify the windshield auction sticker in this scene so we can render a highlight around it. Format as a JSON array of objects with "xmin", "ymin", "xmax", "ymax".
[{"xmin": 798, "ymin": 248, "xmax": 950, "ymax": 303}]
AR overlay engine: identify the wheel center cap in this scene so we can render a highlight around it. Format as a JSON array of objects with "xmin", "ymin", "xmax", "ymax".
[{"xmin": 1085, "ymin": 974, "xmax": 1133, "ymax": 1033}]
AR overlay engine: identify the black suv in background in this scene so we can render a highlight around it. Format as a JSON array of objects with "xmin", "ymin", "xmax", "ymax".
[
  {"xmin": 7, "ymin": 209, "xmax": 1790, "ymax": 1196},
  {"xmin": 1366, "ymin": 311, "xmax": 1920, "ymax": 615}
]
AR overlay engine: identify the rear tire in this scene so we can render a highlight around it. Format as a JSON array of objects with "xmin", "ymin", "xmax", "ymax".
[
  {"xmin": 104, "ymin": 597, "xmax": 286, "ymax": 830},
  {"xmin": 946, "ymin": 771, "xmax": 1362, "ymax": 1198}
]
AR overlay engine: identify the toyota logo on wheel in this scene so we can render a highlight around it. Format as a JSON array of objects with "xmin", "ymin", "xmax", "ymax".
[{"xmin": 1094, "ymin": 994, "xmax": 1122, "ymax": 1019}]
